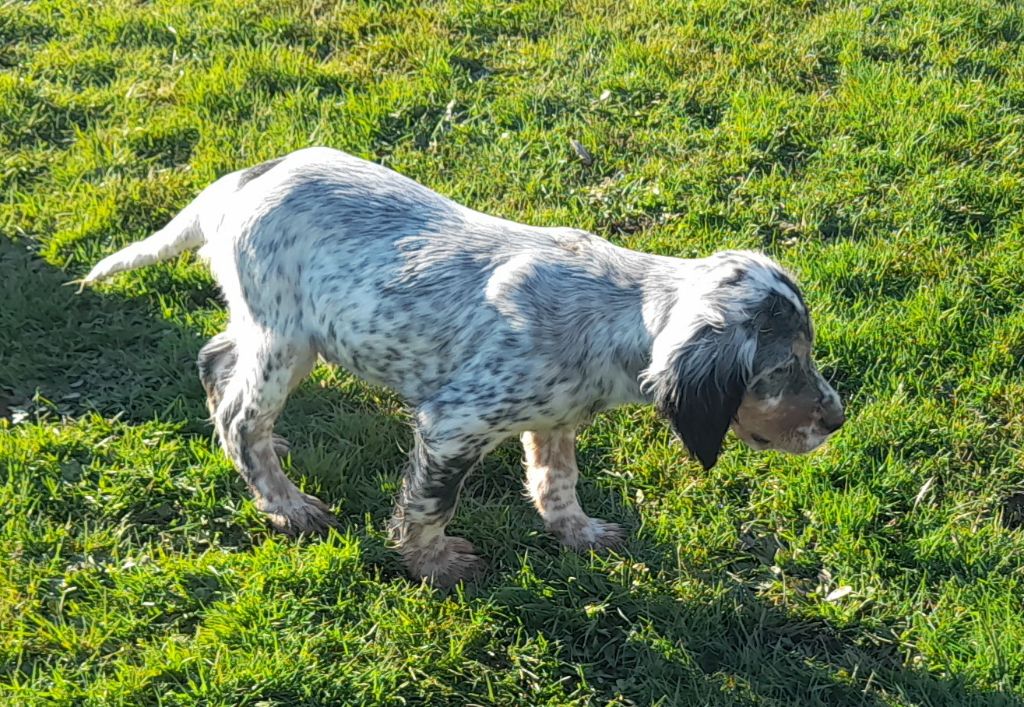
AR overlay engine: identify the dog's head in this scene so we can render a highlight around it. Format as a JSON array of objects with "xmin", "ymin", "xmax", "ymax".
[{"xmin": 643, "ymin": 251, "xmax": 843, "ymax": 470}]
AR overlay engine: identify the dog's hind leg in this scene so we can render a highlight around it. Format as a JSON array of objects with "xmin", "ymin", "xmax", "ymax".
[
  {"xmin": 213, "ymin": 330, "xmax": 333, "ymax": 536},
  {"xmin": 198, "ymin": 332, "xmax": 237, "ymax": 417},
  {"xmin": 522, "ymin": 428, "xmax": 624, "ymax": 551},
  {"xmin": 198, "ymin": 330, "xmax": 291, "ymax": 457}
]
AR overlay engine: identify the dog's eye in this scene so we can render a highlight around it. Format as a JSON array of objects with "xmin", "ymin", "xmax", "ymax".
[{"xmin": 751, "ymin": 433, "xmax": 770, "ymax": 444}]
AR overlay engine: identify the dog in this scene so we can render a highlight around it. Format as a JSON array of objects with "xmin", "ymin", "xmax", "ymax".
[{"xmin": 83, "ymin": 147, "xmax": 844, "ymax": 587}]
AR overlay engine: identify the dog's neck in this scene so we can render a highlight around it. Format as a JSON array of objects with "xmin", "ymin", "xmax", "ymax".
[{"xmin": 583, "ymin": 252, "xmax": 705, "ymax": 409}]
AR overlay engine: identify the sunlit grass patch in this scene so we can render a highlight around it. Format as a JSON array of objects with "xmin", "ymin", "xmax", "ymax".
[{"xmin": 4, "ymin": 0, "xmax": 1024, "ymax": 703}]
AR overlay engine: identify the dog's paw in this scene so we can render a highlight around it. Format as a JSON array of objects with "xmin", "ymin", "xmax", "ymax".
[
  {"xmin": 262, "ymin": 493, "xmax": 339, "ymax": 537},
  {"xmin": 403, "ymin": 536, "xmax": 486, "ymax": 589},
  {"xmin": 550, "ymin": 516, "xmax": 626, "ymax": 553}
]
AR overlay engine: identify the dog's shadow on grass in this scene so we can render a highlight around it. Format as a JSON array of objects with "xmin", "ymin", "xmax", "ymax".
[
  {"xmin": 0, "ymin": 238, "xmax": 406, "ymax": 553},
  {"xmin": 6, "ymin": 239, "xmax": 1019, "ymax": 704}
]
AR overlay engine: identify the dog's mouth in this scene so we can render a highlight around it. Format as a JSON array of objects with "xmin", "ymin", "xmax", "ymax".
[
  {"xmin": 732, "ymin": 421, "xmax": 834, "ymax": 454},
  {"xmin": 731, "ymin": 420, "xmax": 773, "ymax": 451}
]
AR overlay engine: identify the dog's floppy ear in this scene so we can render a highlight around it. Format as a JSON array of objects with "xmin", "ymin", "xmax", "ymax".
[{"xmin": 647, "ymin": 323, "xmax": 752, "ymax": 470}]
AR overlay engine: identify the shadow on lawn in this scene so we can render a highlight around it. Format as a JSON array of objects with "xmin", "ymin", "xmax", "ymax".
[
  {"xmin": 0, "ymin": 237, "xmax": 406, "ymax": 549},
  {"xmin": 4, "ymin": 238, "xmax": 1020, "ymax": 705}
]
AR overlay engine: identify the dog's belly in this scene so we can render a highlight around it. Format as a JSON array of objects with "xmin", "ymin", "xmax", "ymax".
[
  {"xmin": 315, "ymin": 324, "xmax": 640, "ymax": 430},
  {"xmin": 315, "ymin": 329, "xmax": 458, "ymax": 403},
  {"xmin": 306, "ymin": 274, "xmax": 497, "ymax": 404}
]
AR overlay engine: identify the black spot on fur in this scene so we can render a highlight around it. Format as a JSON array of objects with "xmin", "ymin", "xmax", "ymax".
[
  {"xmin": 197, "ymin": 335, "xmax": 234, "ymax": 394},
  {"xmin": 237, "ymin": 157, "xmax": 285, "ymax": 188},
  {"xmin": 238, "ymin": 445, "xmax": 258, "ymax": 483},
  {"xmin": 772, "ymin": 271, "xmax": 808, "ymax": 314},
  {"xmin": 219, "ymin": 396, "xmax": 243, "ymax": 431},
  {"xmin": 722, "ymin": 267, "xmax": 747, "ymax": 287},
  {"xmin": 396, "ymin": 440, "xmax": 481, "ymax": 524}
]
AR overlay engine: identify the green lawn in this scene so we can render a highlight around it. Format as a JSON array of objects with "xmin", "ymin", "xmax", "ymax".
[{"xmin": 3, "ymin": 0, "xmax": 1024, "ymax": 703}]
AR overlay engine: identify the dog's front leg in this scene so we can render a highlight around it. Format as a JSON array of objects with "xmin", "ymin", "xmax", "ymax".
[
  {"xmin": 387, "ymin": 426, "xmax": 488, "ymax": 588},
  {"xmin": 522, "ymin": 428, "xmax": 625, "ymax": 551}
]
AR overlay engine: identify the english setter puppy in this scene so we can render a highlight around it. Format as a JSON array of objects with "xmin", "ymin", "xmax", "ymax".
[{"xmin": 84, "ymin": 147, "xmax": 844, "ymax": 587}]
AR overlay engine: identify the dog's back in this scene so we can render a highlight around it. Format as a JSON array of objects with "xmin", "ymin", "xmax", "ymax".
[{"xmin": 85, "ymin": 147, "xmax": 652, "ymax": 406}]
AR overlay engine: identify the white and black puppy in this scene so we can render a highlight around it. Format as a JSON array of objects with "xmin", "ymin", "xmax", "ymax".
[{"xmin": 84, "ymin": 147, "xmax": 844, "ymax": 587}]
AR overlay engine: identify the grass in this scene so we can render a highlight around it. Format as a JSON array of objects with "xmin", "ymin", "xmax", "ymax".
[{"xmin": 3, "ymin": 0, "xmax": 1024, "ymax": 703}]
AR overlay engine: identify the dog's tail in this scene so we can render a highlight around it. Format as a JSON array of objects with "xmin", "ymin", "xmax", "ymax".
[{"xmin": 78, "ymin": 171, "xmax": 240, "ymax": 287}]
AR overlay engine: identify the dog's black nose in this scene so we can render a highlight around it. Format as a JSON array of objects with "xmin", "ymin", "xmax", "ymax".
[{"xmin": 822, "ymin": 411, "xmax": 845, "ymax": 433}]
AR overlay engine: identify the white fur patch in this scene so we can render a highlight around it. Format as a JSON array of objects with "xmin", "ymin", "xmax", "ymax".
[{"xmin": 485, "ymin": 253, "xmax": 535, "ymax": 303}]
